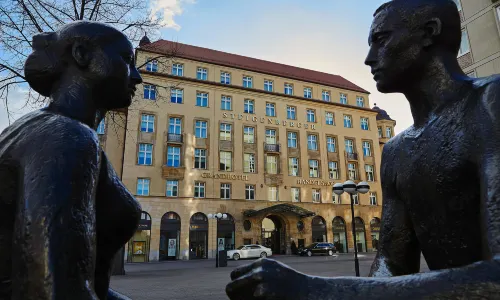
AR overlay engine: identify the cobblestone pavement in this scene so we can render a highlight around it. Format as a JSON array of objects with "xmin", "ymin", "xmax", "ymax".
[{"xmin": 111, "ymin": 253, "xmax": 430, "ymax": 300}]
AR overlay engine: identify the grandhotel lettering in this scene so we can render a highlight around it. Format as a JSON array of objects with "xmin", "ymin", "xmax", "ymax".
[
  {"xmin": 201, "ymin": 173, "xmax": 249, "ymax": 181},
  {"xmin": 296, "ymin": 179, "xmax": 336, "ymax": 186},
  {"xmin": 222, "ymin": 113, "xmax": 317, "ymax": 130}
]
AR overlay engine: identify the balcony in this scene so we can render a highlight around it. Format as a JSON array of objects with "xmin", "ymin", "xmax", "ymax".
[
  {"xmin": 167, "ymin": 133, "xmax": 183, "ymax": 143},
  {"xmin": 345, "ymin": 152, "xmax": 358, "ymax": 161},
  {"xmin": 264, "ymin": 142, "xmax": 281, "ymax": 153}
]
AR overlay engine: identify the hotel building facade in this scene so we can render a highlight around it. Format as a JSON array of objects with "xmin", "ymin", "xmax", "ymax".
[{"xmin": 99, "ymin": 37, "xmax": 396, "ymax": 262}]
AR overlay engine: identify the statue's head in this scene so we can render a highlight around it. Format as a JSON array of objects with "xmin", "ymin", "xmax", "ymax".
[
  {"xmin": 24, "ymin": 21, "xmax": 142, "ymax": 109},
  {"xmin": 365, "ymin": 0, "xmax": 461, "ymax": 93}
]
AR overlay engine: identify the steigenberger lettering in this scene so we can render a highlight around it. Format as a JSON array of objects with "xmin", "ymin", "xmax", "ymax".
[
  {"xmin": 222, "ymin": 113, "xmax": 317, "ymax": 130},
  {"xmin": 296, "ymin": 179, "xmax": 336, "ymax": 186},
  {"xmin": 201, "ymin": 173, "xmax": 249, "ymax": 181}
]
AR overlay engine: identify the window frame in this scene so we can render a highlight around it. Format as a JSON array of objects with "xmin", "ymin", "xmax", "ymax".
[
  {"xmin": 243, "ymin": 126, "xmax": 255, "ymax": 144},
  {"xmin": 196, "ymin": 67, "xmax": 208, "ymax": 80},
  {"xmin": 244, "ymin": 153, "xmax": 256, "ymax": 173},
  {"xmin": 194, "ymin": 181, "xmax": 206, "ymax": 198},
  {"xmin": 306, "ymin": 109, "xmax": 316, "ymax": 123},
  {"xmin": 322, "ymin": 90, "xmax": 331, "ymax": 101},
  {"xmin": 245, "ymin": 184, "xmax": 256, "ymax": 200},
  {"xmin": 287, "ymin": 105, "xmax": 296, "ymax": 120},
  {"xmin": 264, "ymin": 79, "xmax": 274, "ymax": 92},
  {"xmin": 221, "ymin": 95, "xmax": 232, "ymax": 111},
  {"xmin": 312, "ymin": 189, "xmax": 321, "ymax": 203},
  {"xmin": 309, "ymin": 159, "xmax": 319, "ymax": 178},
  {"xmin": 195, "ymin": 120, "xmax": 208, "ymax": 138},
  {"xmin": 243, "ymin": 75, "xmax": 253, "ymax": 88},
  {"xmin": 307, "ymin": 134, "xmax": 318, "ymax": 151},
  {"xmin": 328, "ymin": 161, "xmax": 339, "ymax": 179},
  {"xmin": 170, "ymin": 88, "xmax": 183, "ymax": 104},
  {"xmin": 166, "ymin": 180, "xmax": 179, "ymax": 197},
  {"xmin": 172, "ymin": 63, "xmax": 184, "ymax": 76},
  {"xmin": 138, "ymin": 143, "xmax": 153, "ymax": 165},
  {"xmin": 136, "ymin": 178, "xmax": 150, "ymax": 196},
  {"xmin": 167, "ymin": 145, "xmax": 181, "ymax": 167},
  {"xmin": 220, "ymin": 183, "xmax": 231, "ymax": 199},
  {"xmin": 219, "ymin": 123, "xmax": 232, "ymax": 141},
  {"xmin": 194, "ymin": 148, "xmax": 207, "ymax": 169},
  {"xmin": 291, "ymin": 187, "xmax": 300, "ymax": 202},
  {"xmin": 304, "ymin": 87, "xmax": 312, "ymax": 99},
  {"xmin": 289, "ymin": 157, "xmax": 300, "ymax": 176},
  {"xmin": 219, "ymin": 151, "xmax": 232, "ymax": 171}
]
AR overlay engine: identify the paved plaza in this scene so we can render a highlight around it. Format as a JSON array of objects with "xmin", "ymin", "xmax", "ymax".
[{"xmin": 111, "ymin": 253, "xmax": 430, "ymax": 300}]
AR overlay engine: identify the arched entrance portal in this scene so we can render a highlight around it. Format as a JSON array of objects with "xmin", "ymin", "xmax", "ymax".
[
  {"xmin": 333, "ymin": 217, "xmax": 348, "ymax": 253},
  {"xmin": 370, "ymin": 217, "xmax": 381, "ymax": 251},
  {"xmin": 311, "ymin": 216, "xmax": 327, "ymax": 242},
  {"xmin": 159, "ymin": 212, "xmax": 181, "ymax": 261},
  {"xmin": 261, "ymin": 215, "xmax": 286, "ymax": 254},
  {"xmin": 354, "ymin": 217, "xmax": 367, "ymax": 252},
  {"xmin": 189, "ymin": 213, "xmax": 208, "ymax": 259},
  {"xmin": 218, "ymin": 214, "xmax": 235, "ymax": 250}
]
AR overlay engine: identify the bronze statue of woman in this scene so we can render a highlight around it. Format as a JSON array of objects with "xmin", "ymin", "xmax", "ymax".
[{"xmin": 0, "ymin": 21, "xmax": 143, "ymax": 299}]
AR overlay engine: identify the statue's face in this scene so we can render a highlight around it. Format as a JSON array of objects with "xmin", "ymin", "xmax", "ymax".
[{"xmin": 365, "ymin": 8, "xmax": 425, "ymax": 93}]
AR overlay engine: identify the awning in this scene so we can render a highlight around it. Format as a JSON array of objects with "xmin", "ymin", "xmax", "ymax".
[{"xmin": 243, "ymin": 203, "xmax": 316, "ymax": 218}]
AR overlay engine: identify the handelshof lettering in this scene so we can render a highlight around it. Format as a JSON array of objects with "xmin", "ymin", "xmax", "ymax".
[
  {"xmin": 223, "ymin": 113, "xmax": 317, "ymax": 130},
  {"xmin": 201, "ymin": 173, "xmax": 249, "ymax": 181}
]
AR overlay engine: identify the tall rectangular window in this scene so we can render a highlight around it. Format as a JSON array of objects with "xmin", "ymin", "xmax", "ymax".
[
  {"xmin": 345, "ymin": 139, "xmax": 354, "ymax": 153},
  {"xmin": 194, "ymin": 182, "xmax": 206, "ymax": 198},
  {"xmin": 145, "ymin": 58, "xmax": 158, "ymax": 72},
  {"xmin": 195, "ymin": 120, "xmax": 208, "ymax": 138},
  {"xmin": 172, "ymin": 63, "xmax": 183, "ymax": 76},
  {"xmin": 221, "ymin": 72, "xmax": 231, "ymax": 84},
  {"xmin": 171, "ymin": 88, "xmax": 183, "ymax": 103},
  {"xmin": 348, "ymin": 163, "xmax": 357, "ymax": 180},
  {"xmin": 353, "ymin": 194, "xmax": 359, "ymax": 205},
  {"xmin": 458, "ymin": 30, "xmax": 470, "ymax": 56},
  {"xmin": 97, "ymin": 119, "xmax": 105, "ymax": 135},
  {"xmin": 304, "ymin": 87, "xmax": 312, "ymax": 98},
  {"xmin": 137, "ymin": 178, "xmax": 150, "ymax": 196},
  {"xmin": 244, "ymin": 153, "xmax": 256, "ymax": 173},
  {"xmin": 266, "ymin": 155, "xmax": 278, "ymax": 174},
  {"xmin": 287, "ymin": 106, "xmax": 296, "ymax": 120},
  {"xmin": 325, "ymin": 112, "xmax": 334, "ymax": 125},
  {"xmin": 365, "ymin": 165, "xmax": 375, "ymax": 182},
  {"xmin": 220, "ymin": 183, "xmax": 231, "ymax": 199},
  {"xmin": 244, "ymin": 127, "xmax": 255, "ymax": 143},
  {"xmin": 332, "ymin": 193, "xmax": 339, "ymax": 204},
  {"xmin": 141, "ymin": 114, "xmax": 155, "ymax": 132},
  {"xmin": 197, "ymin": 67, "xmax": 208, "ymax": 80},
  {"xmin": 344, "ymin": 115, "xmax": 352, "ymax": 128},
  {"xmin": 327, "ymin": 136, "xmax": 336, "ymax": 152},
  {"xmin": 312, "ymin": 189, "xmax": 321, "ymax": 203},
  {"xmin": 196, "ymin": 92, "xmax": 209, "ymax": 107},
  {"xmin": 221, "ymin": 96, "xmax": 232, "ymax": 110},
  {"xmin": 169, "ymin": 117, "xmax": 182, "ymax": 134},
  {"xmin": 308, "ymin": 134, "xmax": 318, "ymax": 151},
  {"xmin": 329, "ymin": 161, "xmax": 339, "ymax": 179},
  {"xmin": 288, "ymin": 132, "xmax": 297, "ymax": 148},
  {"xmin": 166, "ymin": 180, "xmax": 178, "ymax": 197},
  {"xmin": 244, "ymin": 99, "xmax": 255, "ymax": 114},
  {"xmin": 220, "ymin": 151, "xmax": 232, "ymax": 171},
  {"xmin": 360, "ymin": 117, "xmax": 369, "ymax": 130},
  {"xmin": 138, "ymin": 143, "xmax": 153, "ymax": 165},
  {"xmin": 167, "ymin": 146, "xmax": 181, "ymax": 167},
  {"xmin": 268, "ymin": 187, "xmax": 278, "ymax": 201},
  {"xmin": 370, "ymin": 192, "xmax": 378, "ymax": 205},
  {"xmin": 284, "ymin": 83, "xmax": 293, "ymax": 95},
  {"xmin": 309, "ymin": 159, "xmax": 319, "ymax": 178},
  {"xmin": 264, "ymin": 80, "xmax": 273, "ymax": 92},
  {"xmin": 386, "ymin": 127, "xmax": 393, "ymax": 138},
  {"xmin": 265, "ymin": 129, "xmax": 277, "ymax": 144},
  {"xmin": 362, "ymin": 141, "xmax": 372, "ymax": 157},
  {"xmin": 243, "ymin": 76, "xmax": 253, "ymax": 88},
  {"xmin": 291, "ymin": 187, "xmax": 300, "ymax": 202},
  {"xmin": 356, "ymin": 96, "xmax": 365, "ymax": 107},
  {"xmin": 246, "ymin": 185, "xmax": 255, "ymax": 200},
  {"xmin": 266, "ymin": 103, "xmax": 276, "ymax": 117},
  {"xmin": 378, "ymin": 127, "xmax": 383, "ymax": 138},
  {"xmin": 289, "ymin": 157, "xmax": 299, "ymax": 176},
  {"xmin": 194, "ymin": 149, "xmax": 207, "ymax": 169},
  {"xmin": 219, "ymin": 123, "xmax": 232, "ymax": 141},
  {"xmin": 306, "ymin": 109, "xmax": 316, "ymax": 122},
  {"xmin": 340, "ymin": 93, "xmax": 347, "ymax": 104},
  {"xmin": 322, "ymin": 91, "xmax": 330, "ymax": 101},
  {"xmin": 143, "ymin": 85, "xmax": 156, "ymax": 100}
]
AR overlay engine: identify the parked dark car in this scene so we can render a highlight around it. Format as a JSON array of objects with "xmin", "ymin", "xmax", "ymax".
[{"xmin": 299, "ymin": 242, "xmax": 336, "ymax": 257}]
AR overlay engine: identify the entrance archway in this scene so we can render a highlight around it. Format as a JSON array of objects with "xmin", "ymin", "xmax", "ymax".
[
  {"xmin": 159, "ymin": 211, "xmax": 181, "ymax": 261},
  {"xmin": 189, "ymin": 212, "xmax": 208, "ymax": 259},
  {"xmin": 128, "ymin": 211, "xmax": 151, "ymax": 262},
  {"xmin": 332, "ymin": 217, "xmax": 348, "ymax": 253},
  {"xmin": 261, "ymin": 215, "xmax": 286, "ymax": 254},
  {"xmin": 354, "ymin": 217, "xmax": 367, "ymax": 252},
  {"xmin": 218, "ymin": 213, "xmax": 235, "ymax": 250},
  {"xmin": 370, "ymin": 217, "xmax": 381, "ymax": 251},
  {"xmin": 311, "ymin": 216, "xmax": 327, "ymax": 242}
]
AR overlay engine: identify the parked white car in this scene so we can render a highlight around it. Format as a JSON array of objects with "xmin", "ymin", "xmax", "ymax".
[{"xmin": 227, "ymin": 245, "xmax": 272, "ymax": 261}]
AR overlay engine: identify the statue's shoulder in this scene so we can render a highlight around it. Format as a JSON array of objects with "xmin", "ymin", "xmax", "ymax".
[{"xmin": 473, "ymin": 75, "xmax": 500, "ymax": 114}]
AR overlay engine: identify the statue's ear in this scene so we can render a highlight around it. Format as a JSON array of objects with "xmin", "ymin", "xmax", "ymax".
[
  {"xmin": 422, "ymin": 17, "xmax": 442, "ymax": 47},
  {"xmin": 71, "ymin": 40, "xmax": 92, "ymax": 67}
]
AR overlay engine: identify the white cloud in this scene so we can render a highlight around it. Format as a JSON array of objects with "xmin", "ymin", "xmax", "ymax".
[
  {"xmin": 0, "ymin": 85, "xmax": 38, "ymax": 133},
  {"xmin": 150, "ymin": 0, "xmax": 196, "ymax": 30}
]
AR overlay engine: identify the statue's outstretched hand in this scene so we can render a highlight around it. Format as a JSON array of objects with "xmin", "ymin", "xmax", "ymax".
[{"xmin": 226, "ymin": 258, "xmax": 309, "ymax": 299}]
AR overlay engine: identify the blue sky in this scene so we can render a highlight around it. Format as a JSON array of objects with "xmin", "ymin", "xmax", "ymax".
[{"xmin": 0, "ymin": 0, "xmax": 413, "ymax": 132}]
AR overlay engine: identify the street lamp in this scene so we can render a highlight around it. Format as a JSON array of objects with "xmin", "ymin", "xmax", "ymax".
[
  {"xmin": 207, "ymin": 213, "xmax": 227, "ymax": 268},
  {"xmin": 333, "ymin": 180, "xmax": 370, "ymax": 277}
]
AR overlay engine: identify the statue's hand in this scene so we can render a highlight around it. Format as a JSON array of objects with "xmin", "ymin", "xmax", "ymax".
[{"xmin": 226, "ymin": 258, "xmax": 309, "ymax": 299}]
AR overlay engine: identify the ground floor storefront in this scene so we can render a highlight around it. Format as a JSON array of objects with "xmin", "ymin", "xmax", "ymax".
[{"xmin": 125, "ymin": 198, "xmax": 382, "ymax": 262}]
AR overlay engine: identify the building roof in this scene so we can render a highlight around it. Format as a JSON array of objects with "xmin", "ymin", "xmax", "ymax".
[
  {"xmin": 139, "ymin": 40, "xmax": 370, "ymax": 94},
  {"xmin": 139, "ymin": 34, "xmax": 151, "ymax": 47},
  {"xmin": 372, "ymin": 103, "xmax": 394, "ymax": 121}
]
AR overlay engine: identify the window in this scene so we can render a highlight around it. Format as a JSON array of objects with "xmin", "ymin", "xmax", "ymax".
[
  {"xmin": 362, "ymin": 141, "xmax": 372, "ymax": 157},
  {"xmin": 196, "ymin": 92, "xmax": 209, "ymax": 107},
  {"xmin": 360, "ymin": 117, "xmax": 369, "ymax": 130},
  {"xmin": 345, "ymin": 139, "xmax": 354, "ymax": 154},
  {"xmin": 264, "ymin": 80, "xmax": 273, "ymax": 92},
  {"xmin": 244, "ymin": 126, "xmax": 255, "ymax": 143},
  {"xmin": 265, "ymin": 129, "xmax": 277, "ymax": 144},
  {"xmin": 143, "ymin": 84, "xmax": 156, "ymax": 100},
  {"xmin": 284, "ymin": 83, "xmax": 293, "ymax": 95},
  {"xmin": 195, "ymin": 120, "xmax": 208, "ymax": 138},
  {"xmin": 356, "ymin": 96, "xmax": 365, "ymax": 107},
  {"xmin": 325, "ymin": 112, "xmax": 334, "ymax": 125},
  {"xmin": 220, "ymin": 183, "xmax": 231, "ymax": 199},
  {"xmin": 352, "ymin": 194, "xmax": 359, "ymax": 205},
  {"xmin": 322, "ymin": 91, "xmax": 330, "ymax": 101},
  {"xmin": 246, "ymin": 185, "xmax": 255, "ymax": 200},
  {"xmin": 458, "ymin": 30, "xmax": 470, "ymax": 56},
  {"xmin": 340, "ymin": 93, "xmax": 347, "ymax": 104},
  {"xmin": 220, "ymin": 151, "xmax": 232, "ymax": 171},
  {"xmin": 97, "ymin": 119, "xmax": 105, "ymax": 135},
  {"xmin": 137, "ymin": 178, "xmax": 150, "ymax": 196},
  {"xmin": 221, "ymin": 96, "xmax": 232, "ymax": 110},
  {"xmin": 327, "ymin": 136, "xmax": 336, "ymax": 153},
  {"xmin": 172, "ymin": 63, "xmax": 183, "ymax": 76},
  {"xmin": 287, "ymin": 132, "xmax": 298, "ymax": 148},
  {"xmin": 197, "ymin": 67, "xmax": 208, "ymax": 80},
  {"xmin": 344, "ymin": 115, "xmax": 352, "ymax": 128},
  {"xmin": 166, "ymin": 180, "xmax": 178, "ymax": 197},
  {"xmin": 244, "ymin": 153, "xmax": 256, "ymax": 173},
  {"xmin": 289, "ymin": 157, "xmax": 299, "ymax": 176},
  {"xmin": 365, "ymin": 165, "xmax": 375, "ymax": 182},
  {"xmin": 304, "ymin": 87, "xmax": 312, "ymax": 98},
  {"xmin": 194, "ymin": 149, "xmax": 207, "ymax": 169},
  {"xmin": 268, "ymin": 187, "xmax": 278, "ymax": 201},
  {"xmin": 312, "ymin": 189, "xmax": 321, "ymax": 203},
  {"xmin": 169, "ymin": 117, "xmax": 182, "ymax": 134},
  {"xmin": 332, "ymin": 193, "xmax": 339, "ymax": 204},
  {"xmin": 266, "ymin": 103, "xmax": 276, "ymax": 117},
  {"xmin": 287, "ymin": 106, "xmax": 296, "ymax": 120},
  {"xmin": 171, "ymin": 88, "xmax": 183, "ymax": 103},
  {"xmin": 221, "ymin": 72, "xmax": 231, "ymax": 84},
  {"xmin": 309, "ymin": 159, "xmax": 319, "ymax": 178},
  {"xmin": 266, "ymin": 155, "xmax": 278, "ymax": 174},
  {"xmin": 194, "ymin": 182, "xmax": 206, "ymax": 198},
  {"xmin": 348, "ymin": 163, "xmax": 357, "ymax": 180},
  {"xmin": 291, "ymin": 187, "xmax": 300, "ymax": 202},
  {"xmin": 378, "ymin": 127, "xmax": 383, "ymax": 138},
  {"xmin": 138, "ymin": 144, "xmax": 153, "ymax": 165},
  {"xmin": 243, "ymin": 76, "xmax": 253, "ymax": 88},
  {"xmin": 386, "ymin": 127, "xmax": 393, "ymax": 138},
  {"xmin": 167, "ymin": 146, "xmax": 181, "ymax": 167},
  {"xmin": 244, "ymin": 99, "xmax": 255, "ymax": 114},
  {"xmin": 146, "ymin": 58, "xmax": 158, "ymax": 72},
  {"xmin": 369, "ymin": 192, "xmax": 378, "ymax": 205},
  {"xmin": 220, "ymin": 123, "xmax": 232, "ymax": 141},
  {"xmin": 329, "ymin": 161, "xmax": 339, "ymax": 179},
  {"xmin": 306, "ymin": 109, "xmax": 316, "ymax": 122},
  {"xmin": 141, "ymin": 114, "xmax": 155, "ymax": 133},
  {"xmin": 308, "ymin": 134, "xmax": 318, "ymax": 151}
]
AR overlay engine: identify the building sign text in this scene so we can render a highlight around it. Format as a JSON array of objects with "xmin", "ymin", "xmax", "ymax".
[
  {"xmin": 223, "ymin": 113, "xmax": 317, "ymax": 130},
  {"xmin": 201, "ymin": 173, "xmax": 249, "ymax": 181}
]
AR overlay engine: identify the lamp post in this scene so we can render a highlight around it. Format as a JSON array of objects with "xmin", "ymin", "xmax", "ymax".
[
  {"xmin": 333, "ymin": 180, "xmax": 370, "ymax": 277},
  {"xmin": 207, "ymin": 213, "xmax": 227, "ymax": 268}
]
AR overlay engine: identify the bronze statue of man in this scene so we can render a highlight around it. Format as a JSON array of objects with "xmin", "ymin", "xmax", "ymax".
[
  {"xmin": 226, "ymin": 0, "xmax": 500, "ymax": 298},
  {"xmin": 0, "ymin": 21, "xmax": 142, "ymax": 299}
]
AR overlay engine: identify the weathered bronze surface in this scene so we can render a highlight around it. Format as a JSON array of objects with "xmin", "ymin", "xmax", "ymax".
[
  {"xmin": 0, "ymin": 21, "xmax": 142, "ymax": 299},
  {"xmin": 226, "ymin": 0, "xmax": 500, "ymax": 298}
]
